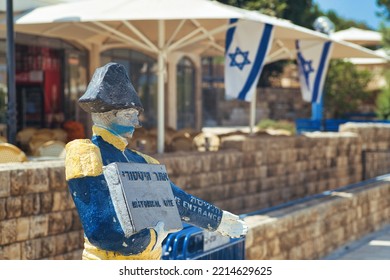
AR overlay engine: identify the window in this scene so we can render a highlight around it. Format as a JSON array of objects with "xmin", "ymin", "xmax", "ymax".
[{"xmin": 101, "ymin": 49, "xmax": 157, "ymax": 128}]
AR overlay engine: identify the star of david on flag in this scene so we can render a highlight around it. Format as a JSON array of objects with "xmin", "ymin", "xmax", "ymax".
[
  {"xmin": 225, "ymin": 19, "xmax": 274, "ymax": 102},
  {"xmin": 295, "ymin": 40, "xmax": 333, "ymax": 103}
]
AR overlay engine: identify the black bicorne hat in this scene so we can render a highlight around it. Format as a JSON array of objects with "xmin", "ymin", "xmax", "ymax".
[{"xmin": 78, "ymin": 62, "xmax": 143, "ymax": 113}]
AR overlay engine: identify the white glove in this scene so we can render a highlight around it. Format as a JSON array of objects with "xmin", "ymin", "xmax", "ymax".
[
  {"xmin": 152, "ymin": 221, "xmax": 178, "ymax": 250},
  {"xmin": 215, "ymin": 211, "xmax": 248, "ymax": 238}
]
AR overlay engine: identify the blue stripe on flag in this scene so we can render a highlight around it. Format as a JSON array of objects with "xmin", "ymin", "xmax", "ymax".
[
  {"xmin": 312, "ymin": 41, "xmax": 332, "ymax": 103},
  {"xmin": 237, "ymin": 23, "xmax": 273, "ymax": 100},
  {"xmin": 225, "ymin": 18, "xmax": 238, "ymax": 53}
]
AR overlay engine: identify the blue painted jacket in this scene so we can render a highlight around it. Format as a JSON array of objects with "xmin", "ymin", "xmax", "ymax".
[{"xmin": 66, "ymin": 126, "xmax": 223, "ymax": 256}]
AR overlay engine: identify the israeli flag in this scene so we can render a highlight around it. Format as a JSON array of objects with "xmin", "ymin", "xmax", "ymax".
[
  {"xmin": 296, "ymin": 40, "xmax": 333, "ymax": 103},
  {"xmin": 225, "ymin": 19, "xmax": 274, "ymax": 101}
]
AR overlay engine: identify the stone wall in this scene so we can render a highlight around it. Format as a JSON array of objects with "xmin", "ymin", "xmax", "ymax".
[
  {"xmin": 340, "ymin": 123, "xmax": 390, "ymax": 151},
  {"xmin": 340, "ymin": 123, "xmax": 390, "ymax": 179},
  {"xmin": 0, "ymin": 124, "xmax": 389, "ymax": 259},
  {"xmin": 0, "ymin": 161, "xmax": 83, "ymax": 260},
  {"xmin": 157, "ymin": 132, "xmax": 362, "ymax": 214},
  {"xmin": 244, "ymin": 178, "xmax": 390, "ymax": 259}
]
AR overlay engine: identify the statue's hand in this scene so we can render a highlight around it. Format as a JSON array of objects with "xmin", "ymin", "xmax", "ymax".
[
  {"xmin": 215, "ymin": 211, "xmax": 248, "ymax": 238},
  {"xmin": 152, "ymin": 221, "xmax": 178, "ymax": 250}
]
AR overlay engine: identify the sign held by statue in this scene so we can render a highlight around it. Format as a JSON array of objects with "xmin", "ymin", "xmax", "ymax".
[{"xmin": 103, "ymin": 162, "xmax": 183, "ymax": 233}]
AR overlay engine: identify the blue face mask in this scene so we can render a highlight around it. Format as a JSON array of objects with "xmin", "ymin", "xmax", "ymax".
[{"xmin": 110, "ymin": 123, "xmax": 135, "ymax": 136}]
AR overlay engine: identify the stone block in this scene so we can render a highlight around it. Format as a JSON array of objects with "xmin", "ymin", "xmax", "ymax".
[
  {"xmin": 40, "ymin": 236, "xmax": 57, "ymax": 258},
  {"xmin": 246, "ymin": 244, "xmax": 267, "ymax": 260},
  {"xmin": 16, "ymin": 217, "xmax": 30, "ymax": 242},
  {"xmin": 242, "ymin": 152, "xmax": 255, "ymax": 167},
  {"xmin": 67, "ymin": 231, "xmax": 84, "ymax": 251},
  {"xmin": 48, "ymin": 212, "xmax": 66, "ymax": 235},
  {"xmin": 52, "ymin": 254, "xmax": 65, "ymax": 260},
  {"xmin": 48, "ymin": 167, "xmax": 67, "ymax": 191},
  {"xmin": 71, "ymin": 210, "xmax": 82, "ymax": 231},
  {"xmin": 39, "ymin": 192, "xmax": 54, "ymax": 213},
  {"xmin": 203, "ymin": 155, "xmax": 215, "ymax": 172},
  {"xmin": 52, "ymin": 191, "xmax": 73, "ymax": 212},
  {"xmin": 279, "ymin": 228, "xmax": 298, "ymax": 252},
  {"xmin": 307, "ymin": 222, "xmax": 324, "ymax": 238},
  {"xmin": 22, "ymin": 194, "xmax": 40, "ymax": 216},
  {"xmin": 0, "ymin": 170, "xmax": 10, "ymax": 198},
  {"xmin": 272, "ymin": 218, "xmax": 292, "ymax": 235},
  {"xmin": 0, "ymin": 243, "xmax": 21, "ymax": 260},
  {"xmin": 313, "ymin": 235, "xmax": 326, "ymax": 256},
  {"xmin": 63, "ymin": 210, "xmax": 74, "ymax": 231},
  {"xmin": 246, "ymin": 179, "xmax": 259, "ymax": 194},
  {"xmin": 190, "ymin": 173, "xmax": 213, "ymax": 189},
  {"xmin": 192, "ymin": 155, "xmax": 210, "ymax": 173},
  {"xmin": 265, "ymin": 150, "xmax": 281, "ymax": 165},
  {"xmin": 266, "ymin": 238, "xmax": 281, "ymax": 256},
  {"xmin": 244, "ymin": 226, "xmax": 254, "ymax": 247},
  {"xmin": 21, "ymin": 239, "xmax": 42, "ymax": 260},
  {"xmin": 0, "ymin": 218, "xmax": 17, "ymax": 245},
  {"xmin": 161, "ymin": 157, "xmax": 182, "ymax": 177},
  {"xmin": 6, "ymin": 196, "xmax": 22, "ymax": 219},
  {"xmin": 29, "ymin": 215, "xmax": 48, "ymax": 239},
  {"xmin": 220, "ymin": 169, "xmax": 238, "ymax": 184},
  {"xmin": 361, "ymin": 202, "xmax": 370, "ymax": 216},
  {"xmin": 26, "ymin": 168, "xmax": 49, "ymax": 193},
  {"xmin": 330, "ymin": 228, "xmax": 345, "ymax": 247},
  {"xmin": 221, "ymin": 138, "xmax": 245, "ymax": 151},
  {"xmin": 61, "ymin": 249, "xmax": 83, "ymax": 260},
  {"xmin": 291, "ymin": 211, "xmax": 310, "ymax": 228},
  {"xmin": 0, "ymin": 198, "xmax": 6, "ymax": 220},
  {"xmin": 243, "ymin": 193, "xmax": 263, "ymax": 210},
  {"xmin": 10, "ymin": 169, "xmax": 27, "ymax": 196},
  {"xmin": 288, "ymin": 245, "xmax": 303, "ymax": 259},
  {"xmin": 300, "ymin": 240, "xmax": 315, "ymax": 259},
  {"xmin": 54, "ymin": 234, "xmax": 68, "ymax": 256},
  {"xmin": 295, "ymin": 226, "xmax": 310, "ymax": 245}
]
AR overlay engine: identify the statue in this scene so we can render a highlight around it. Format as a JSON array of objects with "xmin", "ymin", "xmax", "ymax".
[{"xmin": 65, "ymin": 62, "xmax": 247, "ymax": 260}]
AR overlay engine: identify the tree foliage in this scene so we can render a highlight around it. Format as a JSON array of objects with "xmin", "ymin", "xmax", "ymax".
[
  {"xmin": 377, "ymin": 0, "xmax": 390, "ymax": 20},
  {"xmin": 282, "ymin": 0, "xmax": 320, "ymax": 29},
  {"xmin": 374, "ymin": 0, "xmax": 390, "ymax": 120},
  {"xmin": 377, "ymin": 0, "xmax": 390, "ymax": 50},
  {"xmin": 376, "ymin": 72, "xmax": 390, "ymax": 119},
  {"xmin": 324, "ymin": 10, "xmax": 371, "ymax": 31},
  {"xmin": 324, "ymin": 60, "xmax": 372, "ymax": 118}
]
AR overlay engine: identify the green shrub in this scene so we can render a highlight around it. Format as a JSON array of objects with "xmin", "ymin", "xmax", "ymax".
[{"xmin": 257, "ymin": 118, "xmax": 296, "ymax": 134}]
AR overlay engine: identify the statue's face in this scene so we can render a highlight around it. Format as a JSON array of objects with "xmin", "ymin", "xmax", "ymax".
[{"xmin": 109, "ymin": 108, "xmax": 140, "ymax": 138}]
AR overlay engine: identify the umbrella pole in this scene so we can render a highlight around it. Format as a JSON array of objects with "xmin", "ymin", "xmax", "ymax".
[
  {"xmin": 249, "ymin": 88, "xmax": 257, "ymax": 135},
  {"xmin": 157, "ymin": 20, "xmax": 165, "ymax": 153},
  {"xmin": 6, "ymin": 0, "xmax": 16, "ymax": 144}
]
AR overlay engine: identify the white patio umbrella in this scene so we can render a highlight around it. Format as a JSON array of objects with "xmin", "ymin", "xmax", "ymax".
[
  {"xmin": 331, "ymin": 27, "xmax": 388, "ymax": 66},
  {"xmin": 331, "ymin": 27, "xmax": 382, "ymax": 47},
  {"xmin": 347, "ymin": 48, "xmax": 389, "ymax": 65},
  {"xmin": 8, "ymin": 0, "xmax": 387, "ymax": 152}
]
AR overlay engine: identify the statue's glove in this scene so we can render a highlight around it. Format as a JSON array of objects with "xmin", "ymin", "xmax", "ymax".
[
  {"xmin": 215, "ymin": 211, "xmax": 248, "ymax": 238},
  {"xmin": 152, "ymin": 221, "xmax": 178, "ymax": 250}
]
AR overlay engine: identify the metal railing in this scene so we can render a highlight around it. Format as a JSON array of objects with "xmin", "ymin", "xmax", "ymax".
[
  {"xmin": 295, "ymin": 119, "xmax": 390, "ymax": 134},
  {"xmin": 162, "ymin": 224, "xmax": 245, "ymax": 260}
]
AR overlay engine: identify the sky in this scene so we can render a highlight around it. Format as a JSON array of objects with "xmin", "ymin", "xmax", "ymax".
[{"xmin": 313, "ymin": 0, "xmax": 384, "ymax": 30}]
